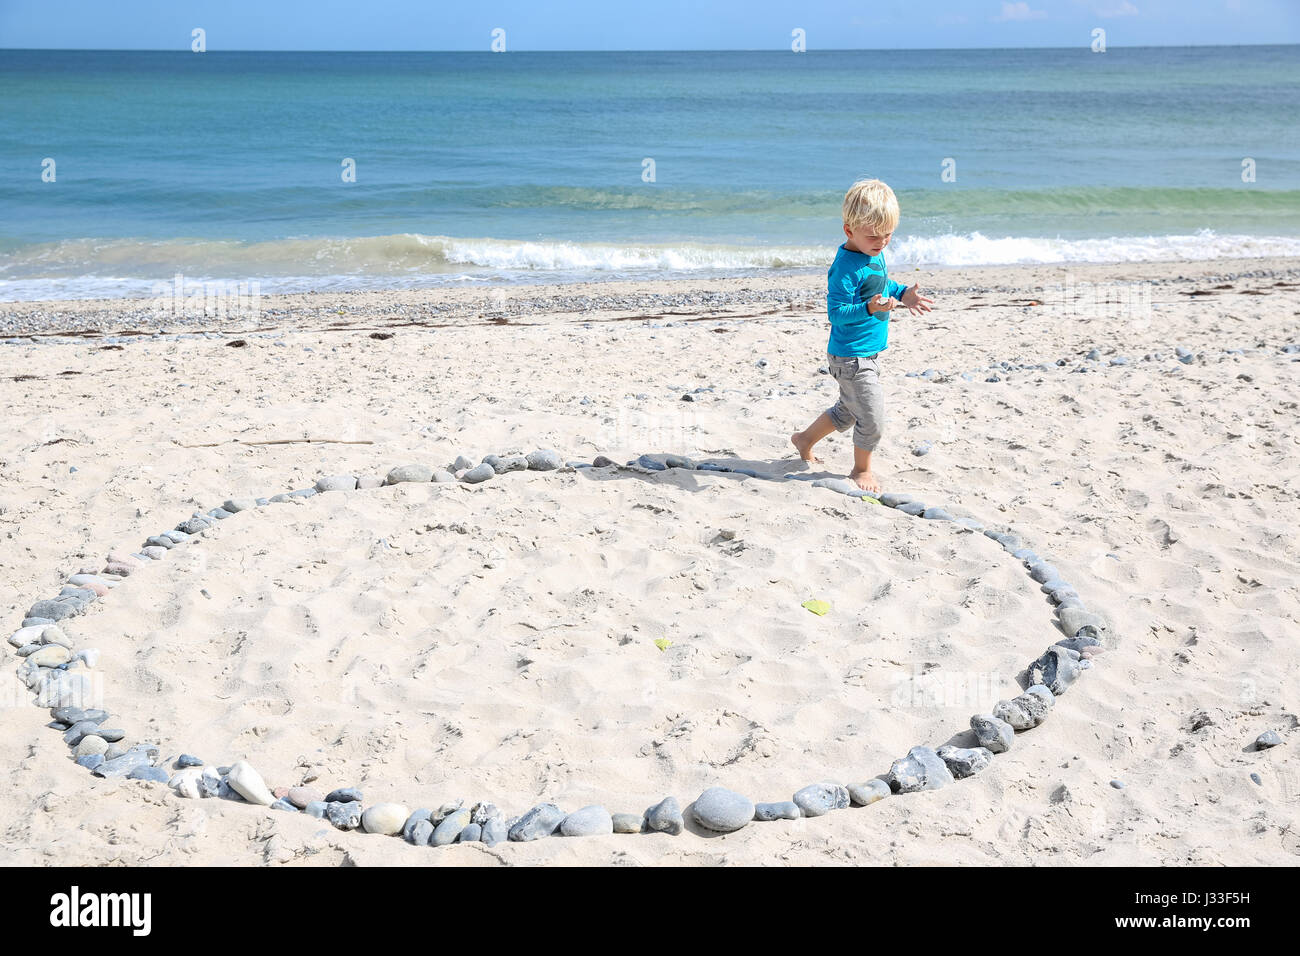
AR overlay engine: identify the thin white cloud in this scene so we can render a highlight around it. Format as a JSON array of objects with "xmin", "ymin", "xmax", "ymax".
[
  {"xmin": 1072, "ymin": 0, "xmax": 1140, "ymax": 16},
  {"xmin": 994, "ymin": 2, "xmax": 1048, "ymax": 22}
]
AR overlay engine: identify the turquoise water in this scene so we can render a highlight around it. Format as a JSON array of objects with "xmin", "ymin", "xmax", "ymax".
[{"xmin": 2, "ymin": 47, "xmax": 1298, "ymax": 299}]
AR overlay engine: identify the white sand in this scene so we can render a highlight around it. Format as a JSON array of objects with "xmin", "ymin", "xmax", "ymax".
[{"xmin": 1, "ymin": 257, "xmax": 1297, "ymax": 866}]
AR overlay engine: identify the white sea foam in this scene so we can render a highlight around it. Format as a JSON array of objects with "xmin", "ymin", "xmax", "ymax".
[{"xmin": 3, "ymin": 230, "xmax": 1298, "ymax": 301}]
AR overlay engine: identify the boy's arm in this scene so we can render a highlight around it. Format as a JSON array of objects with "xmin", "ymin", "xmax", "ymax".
[{"xmin": 828, "ymin": 274, "xmax": 888, "ymax": 324}]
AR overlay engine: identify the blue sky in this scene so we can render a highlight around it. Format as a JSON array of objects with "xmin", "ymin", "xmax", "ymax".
[{"xmin": 2, "ymin": 0, "xmax": 1296, "ymax": 49}]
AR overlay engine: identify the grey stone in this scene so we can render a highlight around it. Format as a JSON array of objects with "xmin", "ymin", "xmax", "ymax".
[
  {"xmin": 508, "ymin": 803, "xmax": 566, "ymax": 842},
  {"xmin": 270, "ymin": 797, "xmax": 300, "ymax": 812},
  {"xmin": 305, "ymin": 801, "xmax": 329, "ymax": 819},
  {"xmin": 970, "ymin": 714, "xmax": 1015, "ymax": 754},
  {"xmin": 592, "ymin": 455, "xmax": 617, "ymax": 468},
  {"xmin": 1059, "ymin": 607, "xmax": 1105, "ymax": 636},
  {"xmin": 385, "ymin": 464, "xmax": 434, "ymax": 484},
  {"xmin": 1110, "ymin": 779, "xmax": 1125, "ymax": 789},
  {"xmin": 560, "ymin": 805, "xmax": 613, "ymax": 837},
  {"xmin": 94, "ymin": 728, "xmax": 124, "ymax": 743},
  {"xmin": 174, "ymin": 754, "xmax": 203, "ymax": 769},
  {"xmin": 754, "ymin": 801, "xmax": 802, "ymax": 821},
  {"xmin": 847, "ymin": 780, "xmax": 890, "ymax": 807},
  {"xmin": 886, "ymin": 746, "xmax": 955, "ymax": 793},
  {"xmin": 993, "ymin": 690, "xmax": 1053, "ymax": 730},
  {"xmin": 27, "ymin": 600, "xmax": 80, "ymax": 622},
  {"xmin": 315, "ymin": 475, "xmax": 358, "ymax": 493},
  {"xmin": 76, "ymin": 754, "xmax": 105, "ymax": 771},
  {"xmin": 811, "ymin": 477, "xmax": 862, "ymax": 496},
  {"xmin": 356, "ymin": 476, "xmax": 384, "ymax": 490},
  {"xmin": 452, "ymin": 455, "xmax": 474, "ymax": 471},
  {"xmin": 792, "ymin": 782, "xmax": 849, "ymax": 817},
  {"xmin": 431, "ymin": 800, "xmax": 465, "ymax": 825},
  {"xmin": 912, "ymin": 441, "xmax": 933, "ymax": 456},
  {"xmin": 1250, "ymin": 773, "xmax": 1262, "ymax": 786},
  {"xmin": 635, "ymin": 454, "xmax": 668, "ymax": 471},
  {"xmin": 1256, "ymin": 730, "xmax": 1282, "ymax": 749},
  {"xmin": 63, "ymin": 720, "xmax": 102, "ymax": 747},
  {"xmin": 462, "ymin": 463, "xmax": 495, "ymax": 483},
  {"xmin": 526, "ymin": 449, "xmax": 563, "ymax": 471},
  {"xmin": 896, "ymin": 501, "xmax": 926, "ymax": 516},
  {"xmin": 1055, "ymin": 634, "xmax": 1102, "ymax": 653},
  {"xmin": 127, "ymin": 765, "xmax": 169, "ymax": 783},
  {"xmin": 326, "ymin": 801, "xmax": 362, "ymax": 830},
  {"xmin": 482, "ymin": 454, "xmax": 504, "ymax": 472},
  {"xmin": 936, "ymin": 745, "xmax": 994, "ymax": 779},
  {"xmin": 208, "ymin": 507, "xmax": 235, "ymax": 518},
  {"xmin": 433, "ymin": 808, "xmax": 472, "ymax": 846},
  {"xmin": 691, "ymin": 787, "xmax": 754, "ymax": 833},
  {"xmin": 93, "ymin": 748, "xmax": 154, "ymax": 778},
  {"xmin": 481, "ymin": 816, "xmax": 508, "ymax": 846},
  {"xmin": 612, "ymin": 813, "xmax": 644, "ymax": 833},
  {"xmin": 145, "ymin": 536, "xmax": 177, "ymax": 550},
  {"xmin": 922, "ymin": 507, "xmax": 954, "ymax": 521},
  {"xmin": 177, "ymin": 516, "xmax": 214, "ymax": 535},
  {"xmin": 403, "ymin": 808, "xmax": 433, "ymax": 842},
  {"xmin": 470, "ymin": 802, "xmax": 500, "ymax": 826},
  {"xmin": 644, "ymin": 796, "xmax": 684, "ymax": 835},
  {"xmin": 663, "ymin": 454, "xmax": 695, "ymax": 470},
  {"xmin": 458, "ymin": 823, "xmax": 482, "ymax": 843},
  {"xmin": 411, "ymin": 820, "xmax": 434, "ymax": 846},
  {"xmin": 222, "ymin": 497, "xmax": 258, "ymax": 513},
  {"xmin": 1028, "ymin": 645, "xmax": 1081, "ymax": 695},
  {"xmin": 1028, "ymin": 562, "xmax": 1059, "ymax": 584},
  {"xmin": 431, "ymin": 470, "xmax": 457, "ymax": 483},
  {"xmin": 325, "ymin": 787, "xmax": 362, "ymax": 803}
]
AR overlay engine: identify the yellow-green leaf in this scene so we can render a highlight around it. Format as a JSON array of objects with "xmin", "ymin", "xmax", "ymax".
[
  {"xmin": 802, "ymin": 599, "xmax": 831, "ymax": 616},
  {"xmin": 654, "ymin": 638, "xmax": 672, "ymax": 651}
]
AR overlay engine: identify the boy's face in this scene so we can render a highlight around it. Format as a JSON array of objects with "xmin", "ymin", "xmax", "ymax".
[{"xmin": 844, "ymin": 222, "xmax": 893, "ymax": 256}]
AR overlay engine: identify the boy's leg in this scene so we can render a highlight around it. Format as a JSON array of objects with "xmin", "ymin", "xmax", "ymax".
[
  {"xmin": 848, "ymin": 446, "xmax": 879, "ymax": 494},
  {"xmin": 846, "ymin": 358, "xmax": 884, "ymax": 493},
  {"xmin": 791, "ymin": 412, "xmax": 837, "ymax": 463}
]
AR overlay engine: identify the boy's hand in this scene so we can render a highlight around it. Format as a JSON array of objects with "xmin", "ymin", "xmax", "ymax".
[
  {"xmin": 900, "ymin": 284, "xmax": 935, "ymax": 315},
  {"xmin": 866, "ymin": 294, "xmax": 898, "ymax": 316}
]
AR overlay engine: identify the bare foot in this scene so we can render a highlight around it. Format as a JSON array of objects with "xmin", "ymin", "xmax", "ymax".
[
  {"xmin": 790, "ymin": 431, "xmax": 824, "ymax": 464},
  {"xmin": 849, "ymin": 468, "xmax": 881, "ymax": 494}
]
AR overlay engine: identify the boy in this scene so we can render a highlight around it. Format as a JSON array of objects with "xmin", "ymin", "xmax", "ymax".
[{"xmin": 790, "ymin": 178, "xmax": 933, "ymax": 493}]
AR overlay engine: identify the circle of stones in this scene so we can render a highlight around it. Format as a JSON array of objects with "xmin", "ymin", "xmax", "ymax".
[{"xmin": 10, "ymin": 449, "xmax": 1107, "ymax": 847}]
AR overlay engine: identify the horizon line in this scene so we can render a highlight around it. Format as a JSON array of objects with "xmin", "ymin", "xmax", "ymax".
[{"xmin": 3, "ymin": 42, "xmax": 1298, "ymax": 53}]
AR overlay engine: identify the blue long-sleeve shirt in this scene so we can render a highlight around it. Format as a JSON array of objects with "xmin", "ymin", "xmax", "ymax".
[{"xmin": 826, "ymin": 243, "xmax": 909, "ymax": 357}]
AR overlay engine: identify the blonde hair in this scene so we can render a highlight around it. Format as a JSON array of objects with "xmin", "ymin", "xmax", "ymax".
[{"xmin": 842, "ymin": 178, "xmax": 900, "ymax": 232}]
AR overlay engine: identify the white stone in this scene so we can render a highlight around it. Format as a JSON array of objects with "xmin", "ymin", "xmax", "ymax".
[
  {"xmin": 40, "ymin": 626, "xmax": 74, "ymax": 648},
  {"xmin": 361, "ymin": 802, "xmax": 410, "ymax": 835},
  {"xmin": 225, "ymin": 760, "xmax": 275, "ymax": 806},
  {"xmin": 76, "ymin": 735, "xmax": 108, "ymax": 758},
  {"xmin": 170, "ymin": 767, "xmax": 203, "ymax": 799},
  {"xmin": 75, "ymin": 648, "xmax": 100, "ymax": 668},
  {"xmin": 8, "ymin": 625, "xmax": 44, "ymax": 648},
  {"xmin": 29, "ymin": 644, "xmax": 71, "ymax": 668}
]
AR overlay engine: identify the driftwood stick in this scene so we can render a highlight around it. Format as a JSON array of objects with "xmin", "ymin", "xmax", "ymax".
[{"xmin": 173, "ymin": 438, "xmax": 375, "ymax": 448}]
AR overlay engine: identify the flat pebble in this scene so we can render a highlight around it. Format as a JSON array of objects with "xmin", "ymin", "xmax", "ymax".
[
  {"xmin": 691, "ymin": 786, "xmax": 754, "ymax": 833},
  {"xmin": 385, "ymin": 464, "xmax": 434, "ymax": 485},
  {"xmin": 936, "ymin": 745, "xmax": 994, "ymax": 779},
  {"xmin": 847, "ymin": 780, "xmax": 891, "ymax": 806},
  {"xmin": 612, "ymin": 813, "xmax": 644, "ymax": 833},
  {"xmin": 314, "ymin": 475, "xmax": 358, "ymax": 492},
  {"xmin": 433, "ymin": 808, "xmax": 473, "ymax": 846},
  {"xmin": 361, "ymin": 803, "xmax": 410, "ymax": 835},
  {"xmin": 886, "ymin": 746, "xmax": 954, "ymax": 793},
  {"xmin": 288, "ymin": 786, "xmax": 323, "ymax": 809},
  {"xmin": 128, "ymin": 766, "xmax": 169, "ymax": 783},
  {"xmin": 508, "ymin": 803, "xmax": 567, "ymax": 842},
  {"xmin": 560, "ymin": 805, "xmax": 613, "ymax": 837},
  {"xmin": 462, "ymin": 463, "xmax": 495, "ymax": 483},
  {"xmin": 325, "ymin": 787, "xmax": 362, "ymax": 803},
  {"xmin": 174, "ymin": 754, "xmax": 203, "ymax": 769},
  {"xmin": 753, "ymin": 801, "xmax": 801, "ymax": 821},
  {"xmin": 792, "ymin": 782, "xmax": 849, "ymax": 817},
  {"xmin": 326, "ymin": 801, "xmax": 363, "ymax": 829},
  {"xmin": 526, "ymin": 449, "xmax": 563, "ymax": 471},
  {"xmin": 1256, "ymin": 730, "xmax": 1282, "ymax": 749}
]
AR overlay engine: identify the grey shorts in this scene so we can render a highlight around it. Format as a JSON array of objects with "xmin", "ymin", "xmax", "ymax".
[{"xmin": 826, "ymin": 352, "xmax": 884, "ymax": 451}]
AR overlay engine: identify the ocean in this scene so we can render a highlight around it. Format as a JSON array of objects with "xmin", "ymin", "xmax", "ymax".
[{"xmin": 2, "ymin": 46, "xmax": 1298, "ymax": 300}]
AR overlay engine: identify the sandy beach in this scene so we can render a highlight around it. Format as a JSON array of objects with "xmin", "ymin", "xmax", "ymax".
[{"xmin": 1, "ymin": 256, "xmax": 1297, "ymax": 867}]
